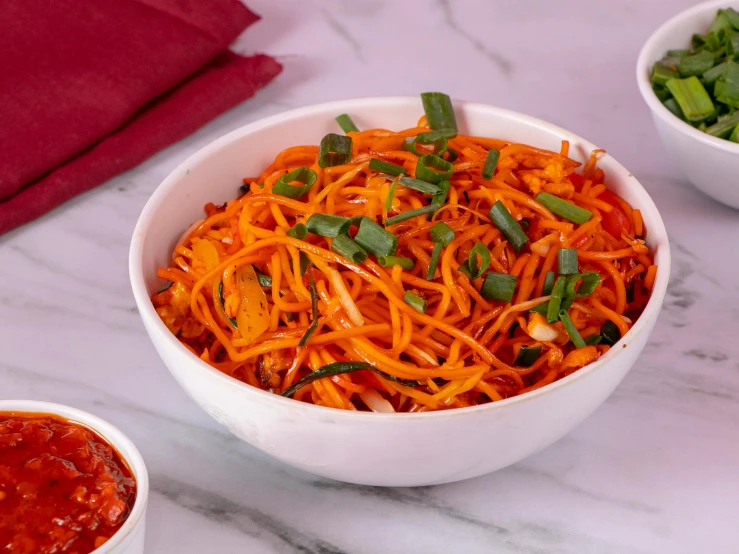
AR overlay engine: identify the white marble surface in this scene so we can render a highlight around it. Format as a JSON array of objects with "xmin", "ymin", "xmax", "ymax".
[{"xmin": 2, "ymin": 0, "xmax": 738, "ymax": 552}]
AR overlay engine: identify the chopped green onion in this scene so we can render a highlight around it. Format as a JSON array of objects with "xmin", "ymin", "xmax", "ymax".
[
  {"xmin": 331, "ymin": 234, "xmax": 367, "ymax": 264},
  {"xmin": 412, "ymin": 131, "xmax": 449, "ymax": 156},
  {"xmin": 398, "ymin": 175, "xmax": 440, "ymax": 195},
  {"xmin": 458, "ymin": 241, "xmax": 490, "ymax": 280},
  {"xmin": 702, "ymin": 60, "xmax": 728, "ymax": 85},
  {"xmin": 280, "ymin": 361, "xmax": 421, "ymax": 397},
  {"xmin": 318, "ymin": 133, "xmax": 352, "ymax": 168},
  {"xmin": 529, "ymin": 301, "xmax": 549, "ymax": 315},
  {"xmin": 653, "ymin": 84, "xmax": 671, "ymax": 102},
  {"xmin": 559, "ymin": 310, "xmax": 586, "ymax": 348},
  {"xmin": 535, "ymin": 192, "xmax": 593, "ymax": 225},
  {"xmin": 157, "ymin": 281, "xmax": 173, "ymax": 294},
  {"xmin": 256, "ymin": 271, "xmax": 272, "ymax": 287},
  {"xmin": 401, "ymin": 137, "xmax": 416, "ymax": 153},
  {"xmin": 709, "ymin": 10, "xmax": 733, "ymax": 34},
  {"xmin": 335, "ymin": 113, "xmax": 359, "ymax": 133},
  {"xmin": 558, "ymin": 248, "xmax": 578, "ymax": 275},
  {"xmin": 403, "ymin": 291, "xmax": 426, "ymax": 313},
  {"xmin": 667, "ymin": 49, "xmax": 691, "ymax": 57},
  {"xmin": 273, "ymin": 167, "xmax": 317, "ymax": 199},
  {"xmin": 724, "ymin": 8, "xmax": 739, "ymax": 30},
  {"xmin": 542, "ymin": 271, "xmax": 555, "ymax": 296},
  {"xmin": 513, "ymin": 345, "xmax": 542, "ymax": 367},
  {"xmin": 299, "ymin": 275, "xmax": 319, "ymax": 347},
  {"xmin": 444, "ymin": 148, "xmax": 459, "ymax": 162},
  {"xmin": 420, "ymin": 92, "xmax": 458, "ymax": 133},
  {"xmin": 480, "ymin": 272, "xmax": 517, "ymax": 302},
  {"xmin": 239, "ymin": 184, "xmax": 249, "ymax": 196},
  {"xmin": 663, "ymin": 98, "xmax": 685, "ymax": 119},
  {"xmin": 415, "ymin": 154, "xmax": 454, "ymax": 185},
  {"xmin": 651, "ymin": 62, "xmax": 680, "ymax": 86},
  {"xmin": 429, "ymin": 179, "xmax": 451, "ymax": 219},
  {"xmin": 730, "ymin": 123, "xmax": 739, "ymax": 143},
  {"xmin": 665, "ymin": 77, "xmax": 715, "ymax": 122},
  {"xmin": 427, "ymin": 222, "xmax": 455, "ymax": 280},
  {"xmin": 706, "ymin": 111, "xmax": 739, "ymax": 138},
  {"xmin": 565, "ymin": 272, "xmax": 601, "ymax": 297},
  {"xmin": 716, "ymin": 60, "xmax": 739, "ymax": 108},
  {"xmin": 481, "ymin": 149, "xmax": 500, "ymax": 180},
  {"xmin": 305, "ymin": 213, "xmax": 351, "ymax": 237},
  {"xmin": 546, "ymin": 276, "xmax": 567, "ymax": 323},
  {"xmin": 386, "ymin": 205, "xmax": 438, "ymax": 226},
  {"xmin": 377, "ymin": 255, "xmax": 414, "ymax": 270},
  {"xmin": 218, "ymin": 280, "xmax": 238, "ymax": 328},
  {"xmin": 287, "ymin": 223, "xmax": 308, "ymax": 239},
  {"xmin": 600, "ymin": 320, "xmax": 621, "ymax": 346},
  {"xmin": 584, "ymin": 334, "xmax": 603, "ymax": 346},
  {"xmin": 678, "ymin": 50, "xmax": 716, "ymax": 77},
  {"xmin": 354, "ymin": 217, "xmax": 398, "ymax": 257},
  {"xmin": 489, "ymin": 201, "xmax": 529, "ymax": 251},
  {"xmin": 384, "ymin": 176, "xmax": 399, "ymax": 212},
  {"xmin": 369, "ymin": 158, "xmax": 407, "ymax": 176}
]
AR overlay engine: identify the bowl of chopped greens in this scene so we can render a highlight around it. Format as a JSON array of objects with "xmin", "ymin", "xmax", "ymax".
[{"xmin": 637, "ymin": 0, "xmax": 739, "ymax": 208}]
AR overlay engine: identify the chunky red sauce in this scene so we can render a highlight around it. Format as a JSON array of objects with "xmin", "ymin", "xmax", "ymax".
[{"xmin": 0, "ymin": 413, "xmax": 137, "ymax": 553}]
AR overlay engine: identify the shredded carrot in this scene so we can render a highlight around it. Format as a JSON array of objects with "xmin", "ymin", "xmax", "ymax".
[{"xmin": 151, "ymin": 104, "xmax": 655, "ymax": 412}]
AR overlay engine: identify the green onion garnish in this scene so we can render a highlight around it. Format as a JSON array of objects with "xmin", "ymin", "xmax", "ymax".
[
  {"xmin": 386, "ymin": 205, "xmax": 438, "ymax": 226},
  {"xmin": 558, "ymin": 248, "xmax": 578, "ymax": 275},
  {"xmin": 384, "ymin": 176, "xmax": 399, "ymax": 213},
  {"xmin": 716, "ymin": 60, "xmax": 739, "ymax": 108},
  {"xmin": 666, "ymin": 49, "xmax": 691, "ymax": 58},
  {"xmin": 331, "ymin": 234, "xmax": 367, "ymax": 264},
  {"xmin": 403, "ymin": 291, "xmax": 427, "ymax": 313},
  {"xmin": 651, "ymin": 62, "xmax": 680, "ymax": 86},
  {"xmin": 420, "ymin": 92, "xmax": 458, "ymax": 133},
  {"xmin": 678, "ymin": 50, "xmax": 715, "ymax": 77},
  {"xmin": 559, "ymin": 309, "xmax": 586, "ymax": 348},
  {"xmin": 287, "ymin": 223, "xmax": 308, "ymax": 239},
  {"xmin": 702, "ymin": 60, "xmax": 728, "ymax": 85},
  {"xmin": 299, "ymin": 251, "xmax": 311, "ymax": 276},
  {"xmin": 489, "ymin": 201, "xmax": 529, "ymax": 251},
  {"xmin": 542, "ymin": 270, "xmax": 555, "ymax": 296},
  {"xmin": 298, "ymin": 274, "xmax": 319, "ymax": 347},
  {"xmin": 706, "ymin": 111, "xmax": 739, "ymax": 138},
  {"xmin": 273, "ymin": 168, "xmax": 317, "ymax": 199},
  {"xmin": 565, "ymin": 272, "xmax": 600, "ymax": 297},
  {"xmin": 157, "ymin": 281, "xmax": 173, "ymax": 294},
  {"xmin": 480, "ymin": 272, "xmax": 517, "ymax": 303},
  {"xmin": 444, "ymin": 148, "xmax": 459, "ymax": 163},
  {"xmin": 665, "ymin": 77, "xmax": 715, "ymax": 122},
  {"xmin": 280, "ymin": 362, "xmax": 421, "ymax": 398},
  {"xmin": 458, "ymin": 241, "xmax": 490, "ymax": 280},
  {"xmin": 318, "ymin": 133, "xmax": 353, "ymax": 168},
  {"xmin": 546, "ymin": 276, "xmax": 567, "ymax": 324},
  {"xmin": 428, "ymin": 179, "xmax": 451, "ymax": 219},
  {"xmin": 411, "ymin": 131, "xmax": 449, "ymax": 156},
  {"xmin": 369, "ymin": 158, "xmax": 407, "ymax": 176},
  {"xmin": 600, "ymin": 320, "xmax": 621, "ymax": 346},
  {"xmin": 377, "ymin": 256, "xmax": 414, "ymax": 270},
  {"xmin": 415, "ymin": 154, "xmax": 454, "ymax": 185},
  {"xmin": 663, "ymin": 98, "xmax": 685, "ymax": 119},
  {"xmin": 427, "ymin": 221, "xmax": 455, "ymax": 280},
  {"xmin": 398, "ymin": 175, "xmax": 440, "ymax": 195},
  {"xmin": 584, "ymin": 334, "xmax": 603, "ymax": 346},
  {"xmin": 535, "ymin": 192, "xmax": 593, "ymax": 225},
  {"xmin": 481, "ymin": 149, "xmax": 500, "ymax": 180},
  {"xmin": 335, "ymin": 113, "xmax": 359, "ymax": 133},
  {"xmin": 513, "ymin": 345, "xmax": 542, "ymax": 367},
  {"xmin": 306, "ymin": 214, "xmax": 351, "ymax": 237},
  {"xmin": 354, "ymin": 217, "xmax": 398, "ymax": 257}
]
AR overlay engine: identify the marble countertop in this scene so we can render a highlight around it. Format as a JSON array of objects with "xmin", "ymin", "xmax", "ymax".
[{"xmin": 2, "ymin": 0, "xmax": 738, "ymax": 552}]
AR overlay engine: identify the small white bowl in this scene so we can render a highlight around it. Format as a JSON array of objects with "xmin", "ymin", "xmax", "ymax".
[
  {"xmin": 0, "ymin": 401, "xmax": 149, "ymax": 554},
  {"xmin": 130, "ymin": 97, "xmax": 670, "ymax": 486},
  {"xmin": 637, "ymin": 0, "xmax": 739, "ymax": 209}
]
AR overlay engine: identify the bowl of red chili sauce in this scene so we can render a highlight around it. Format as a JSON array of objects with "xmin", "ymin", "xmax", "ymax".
[{"xmin": 0, "ymin": 401, "xmax": 148, "ymax": 554}]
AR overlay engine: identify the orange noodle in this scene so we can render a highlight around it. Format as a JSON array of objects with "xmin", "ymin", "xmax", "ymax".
[{"xmin": 152, "ymin": 94, "xmax": 656, "ymax": 412}]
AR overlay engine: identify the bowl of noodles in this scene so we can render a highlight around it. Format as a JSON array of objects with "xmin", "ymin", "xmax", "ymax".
[{"xmin": 129, "ymin": 95, "xmax": 670, "ymax": 486}]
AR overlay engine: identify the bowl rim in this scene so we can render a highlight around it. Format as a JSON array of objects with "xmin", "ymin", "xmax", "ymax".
[
  {"xmin": 129, "ymin": 96, "xmax": 671, "ymax": 421},
  {"xmin": 636, "ymin": 0, "xmax": 739, "ymax": 155},
  {"xmin": 0, "ymin": 400, "xmax": 149, "ymax": 553}
]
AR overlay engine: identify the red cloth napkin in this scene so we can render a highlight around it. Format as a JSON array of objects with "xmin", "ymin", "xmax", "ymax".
[{"xmin": 0, "ymin": 0, "xmax": 282, "ymax": 235}]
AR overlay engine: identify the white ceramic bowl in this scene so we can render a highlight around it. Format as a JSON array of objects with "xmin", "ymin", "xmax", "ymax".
[
  {"xmin": 130, "ymin": 97, "xmax": 670, "ymax": 486},
  {"xmin": 0, "ymin": 401, "xmax": 148, "ymax": 553},
  {"xmin": 637, "ymin": 0, "xmax": 739, "ymax": 208}
]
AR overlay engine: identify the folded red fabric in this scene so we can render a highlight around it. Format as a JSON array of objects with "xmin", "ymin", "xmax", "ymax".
[{"xmin": 0, "ymin": 0, "xmax": 282, "ymax": 234}]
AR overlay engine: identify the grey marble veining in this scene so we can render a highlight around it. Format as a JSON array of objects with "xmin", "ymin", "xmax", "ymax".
[{"xmin": 2, "ymin": 0, "xmax": 739, "ymax": 552}]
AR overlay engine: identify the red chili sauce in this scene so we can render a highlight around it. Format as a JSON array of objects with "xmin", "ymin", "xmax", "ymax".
[{"xmin": 0, "ymin": 413, "xmax": 137, "ymax": 553}]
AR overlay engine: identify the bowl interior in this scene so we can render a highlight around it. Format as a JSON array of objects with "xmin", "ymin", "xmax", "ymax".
[{"xmin": 130, "ymin": 97, "xmax": 670, "ymax": 415}]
